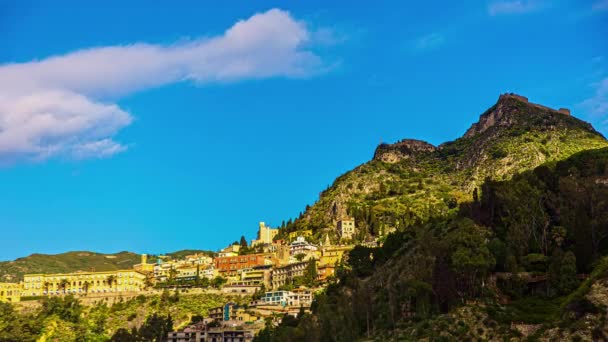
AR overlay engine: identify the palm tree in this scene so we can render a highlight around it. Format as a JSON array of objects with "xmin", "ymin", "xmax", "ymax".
[
  {"xmin": 169, "ymin": 268, "xmax": 177, "ymax": 284},
  {"xmin": 59, "ymin": 279, "xmax": 69, "ymax": 294},
  {"xmin": 106, "ymin": 275, "xmax": 116, "ymax": 289}
]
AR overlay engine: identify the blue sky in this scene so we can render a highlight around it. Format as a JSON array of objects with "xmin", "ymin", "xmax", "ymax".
[{"xmin": 0, "ymin": 0, "xmax": 607, "ymax": 261}]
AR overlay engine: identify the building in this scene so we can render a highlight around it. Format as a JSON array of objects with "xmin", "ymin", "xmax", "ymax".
[
  {"xmin": 200, "ymin": 266, "xmax": 218, "ymax": 280},
  {"xmin": 175, "ymin": 266, "xmax": 200, "ymax": 282},
  {"xmin": 271, "ymin": 261, "xmax": 308, "ymax": 289},
  {"xmin": 221, "ymin": 284, "xmax": 260, "ymax": 295},
  {"xmin": 153, "ymin": 263, "xmax": 174, "ymax": 282},
  {"xmin": 218, "ymin": 245, "xmax": 241, "ymax": 258},
  {"xmin": 289, "ymin": 236, "xmax": 318, "ymax": 256},
  {"xmin": 133, "ymin": 254, "xmax": 155, "ymax": 273},
  {"xmin": 258, "ymin": 290, "xmax": 291, "ymax": 306},
  {"xmin": 184, "ymin": 253, "xmax": 213, "ymax": 265},
  {"xmin": 214, "ymin": 254, "xmax": 269, "ymax": 276},
  {"xmin": 289, "ymin": 288, "xmax": 313, "ymax": 307},
  {"xmin": 209, "ymin": 302, "xmax": 240, "ymax": 322},
  {"xmin": 319, "ymin": 245, "xmax": 353, "ymax": 268},
  {"xmin": 21, "ymin": 270, "xmax": 146, "ymax": 297},
  {"xmin": 258, "ymin": 289, "xmax": 313, "ymax": 307},
  {"xmin": 251, "ymin": 222, "xmax": 279, "ymax": 246},
  {"xmin": 0, "ymin": 283, "xmax": 20, "ymax": 302},
  {"xmin": 207, "ymin": 330, "xmax": 254, "ymax": 342},
  {"xmin": 337, "ymin": 218, "xmax": 356, "ymax": 240},
  {"xmin": 316, "ymin": 244, "xmax": 354, "ymax": 282},
  {"xmin": 166, "ymin": 322, "xmax": 206, "ymax": 342},
  {"xmin": 238, "ymin": 266, "xmax": 271, "ymax": 288}
]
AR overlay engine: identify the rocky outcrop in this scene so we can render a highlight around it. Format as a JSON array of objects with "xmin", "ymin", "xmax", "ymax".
[
  {"xmin": 464, "ymin": 93, "xmax": 572, "ymax": 138},
  {"xmin": 373, "ymin": 139, "xmax": 436, "ymax": 163}
]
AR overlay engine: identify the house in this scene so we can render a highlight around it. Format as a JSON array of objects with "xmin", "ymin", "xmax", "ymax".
[
  {"xmin": 337, "ymin": 218, "xmax": 356, "ymax": 240},
  {"xmin": 214, "ymin": 254, "xmax": 269, "ymax": 276},
  {"xmin": 289, "ymin": 236, "xmax": 318, "ymax": 256},
  {"xmin": 166, "ymin": 322, "xmax": 206, "ymax": 342},
  {"xmin": 271, "ymin": 261, "xmax": 308, "ymax": 289}
]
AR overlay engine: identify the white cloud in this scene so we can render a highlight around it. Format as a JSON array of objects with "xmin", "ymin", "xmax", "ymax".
[
  {"xmin": 579, "ymin": 78, "xmax": 608, "ymax": 119},
  {"xmin": 0, "ymin": 8, "xmax": 326, "ymax": 163},
  {"xmin": 488, "ymin": 1, "xmax": 543, "ymax": 16},
  {"xmin": 593, "ymin": 0, "xmax": 608, "ymax": 11},
  {"xmin": 409, "ymin": 33, "xmax": 445, "ymax": 53}
]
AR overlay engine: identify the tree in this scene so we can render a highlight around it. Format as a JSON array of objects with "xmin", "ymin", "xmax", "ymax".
[
  {"xmin": 447, "ymin": 218, "xmax": 495, "ymax": 298},
  {"xmin": 110, "ymin": 328, "xmax": 133, "ymax": 342},
  {"xmin": 211, "ymin": 276, "xmax": 227, "ymax": 289},
  {"xmin": 106, "ymin": 275, "xmax": 116, "ymax": 289},
  {"xmin": 295, "ymin": 253, "xmax": 306, "ymax": 262},
  {"xmin": 348, "ymin": 246, "xmax": 375, "ymax": 278},
  {"xmin": 83, "ymin": 281, "xmax": 90, "ymax": 295},
  {"xmin": 168, "ymin": 268, "xmax": 177, "ymax": 283},
  {"xmin": 136, "ymin": 313, "xmax": 173, "ymax": 342},
  {"xmin": 39, "ymin": 295, "xmax": 83, "ymax": 323},
  {"xmin": 303, "ymin": 258, "xmax": 318, "ymax": 286},
  {"xmin": 240, "ymin": 235, "xmax": 248, "ymax": 248},
  {"xmin": 558, "ymin": 251, "xmax": 578, "ymax": 295},
  {"xmin": 59, "ymin": 279, "xmax": 69, "ymax": 294},
  {"xmin": 548, "ymin": 248, "xmax": 564, "ymax": 295}
]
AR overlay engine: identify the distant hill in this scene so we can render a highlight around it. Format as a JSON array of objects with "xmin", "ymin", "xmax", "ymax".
[{"xmin": 0, "ymin": 249, "xmax": 214, "ymax": 282}]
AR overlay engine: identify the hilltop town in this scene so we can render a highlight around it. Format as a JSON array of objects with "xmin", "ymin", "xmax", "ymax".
[{"xmin": 0, "ymin": 219, "xmax": 366, "ymax": 340}]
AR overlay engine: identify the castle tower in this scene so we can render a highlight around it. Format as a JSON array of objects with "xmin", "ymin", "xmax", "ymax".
[{"xmin": 141, "ymin": 254, "xmax": 147, "ymax": 265}]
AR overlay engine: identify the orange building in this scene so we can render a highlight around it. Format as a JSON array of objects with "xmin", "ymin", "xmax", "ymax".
[{"xmin": 214, "ymin": 254, "xmax": 268, "ymax": 275}]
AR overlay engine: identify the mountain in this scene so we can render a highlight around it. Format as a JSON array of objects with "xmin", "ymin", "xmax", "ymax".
[
  {"xmin": 0, "ymin": 249, "xmax": 213, "ymax": 281},
  {"xmin": 259, "ymin": 95, "xmax": 608, "ymax": 340},
  {"xmin": 281, "ymin": 93, "xmax": 608, "ymax": 242}
]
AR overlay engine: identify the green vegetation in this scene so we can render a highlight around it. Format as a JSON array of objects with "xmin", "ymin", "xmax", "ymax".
[
  {"xmin": 259, "ymin": 96, "xmax": 608, "ymax": 341},
  {"xmin": 281, "ymin": 96, "xmax": 607, "ymax": 244},
  {"xmin": 0, "ymin": 292, "xmax": 242, "ymax": 341}
]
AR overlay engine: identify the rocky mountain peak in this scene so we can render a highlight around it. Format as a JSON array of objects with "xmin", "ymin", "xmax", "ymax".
[
  {"xmin": 373, "ymin": 139, "xmax": 436, "ymax": 163},
  {"xmin": 464, "ymin": 93, "xmax": 572, "ymax": 138}
]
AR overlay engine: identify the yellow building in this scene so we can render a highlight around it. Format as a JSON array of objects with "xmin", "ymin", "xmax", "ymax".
[
  {"xmin": 218, "ymin": 244, "xmax": 241, "ymax": 257},
  {"xmin": 0, "ymin": 283, "xmax": 20, "ymax": 302},
  {"xmin": 318, "ymin": 245, "xmax": 353, "ymax": 267},
  {"xmin": 22, "ymin": 270, "xmax": 146, "ymax": 297},
  {"xmin": 133, "ymin": 254, "xmax": 155, "ymax": 273},
  {"xmin": 175, "ymin": 266, "xmax": 199, "ymax": 281},
  {"xmin": 251, "ymin": 222, "xmax": 279, "ymax": 246}
]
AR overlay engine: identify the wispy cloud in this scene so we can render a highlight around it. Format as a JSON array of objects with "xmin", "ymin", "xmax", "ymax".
[
  {"xmin": 592, "ymin": 0, "xmax": 608, "ymax": 11},
  {"xmin": 579, "ymin": 78, "xmax": 608, "ymax": 120},
  {"xmin": 0, "ymin": 9, "xmax": 328, "ymax": 163},
  {"xmin": 409, "ymin": 33, "xmax": 446, "ymax": 53},
  {"xmin": 488, "ymin": 1, "xmax": 543, "ymax": 16}
]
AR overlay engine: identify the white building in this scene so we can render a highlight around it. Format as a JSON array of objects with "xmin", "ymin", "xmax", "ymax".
[{"xmin": 289, "ymin": 236, "xmax": 318, "ymax": 256}]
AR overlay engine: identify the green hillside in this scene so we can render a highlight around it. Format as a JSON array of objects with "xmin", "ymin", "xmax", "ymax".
[
  {"xmin": 0, "ymin": 249, "xmax": 214, "ymax": 282},
  {"xmin": 280, "ymin": 94, "xmax": 608, "ymax": 244},
  {"xmin": 258, "ymin": 95, "xmax": 608, "ymax": 341}
]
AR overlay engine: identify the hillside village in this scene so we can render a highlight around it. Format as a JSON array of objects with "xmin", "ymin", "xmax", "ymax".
[{"xmin": 0, "ymin": 219, "xmax": 368, "ymax": 340}]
